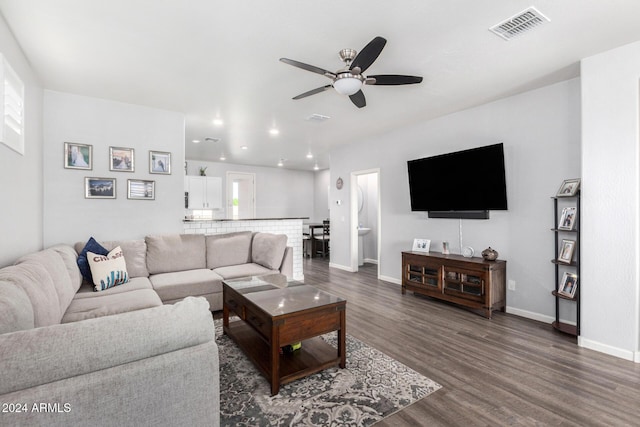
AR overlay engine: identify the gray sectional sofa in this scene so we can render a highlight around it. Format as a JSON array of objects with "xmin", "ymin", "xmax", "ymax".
[{"xmin": 0, "ymin": 231, "xmax": 292, "ymax": 426}]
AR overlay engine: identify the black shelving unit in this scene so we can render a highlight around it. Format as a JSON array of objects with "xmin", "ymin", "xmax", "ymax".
[{"xmin": 551, "ymin": 192, "xmax": 580, "ymax": 336}]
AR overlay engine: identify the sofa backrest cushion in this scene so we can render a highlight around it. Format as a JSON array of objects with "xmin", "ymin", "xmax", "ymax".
[
  {"xmin": 0, "ymin": 281, "xmax": 35, "ymax": 333},
  {"xmin": 251, "ymin": 232, "xmax": 288, "ymax": 270},
  {"xmin": 205, "ymin": 231, "xmax": 253, "ymax": 269},
  {"xmin": 74, "ymin": 239, "xmax": 149, "ymax": 279},
  {"xmin": 146, "ymin": 234, "xmax": 206, "ymax": 274}
]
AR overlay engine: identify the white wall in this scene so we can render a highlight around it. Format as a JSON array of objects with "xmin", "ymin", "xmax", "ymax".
[
  {"xmin": 186, "ymin": 160, "xmax": 314, "ymax": 219},
  {"xmin": 43, "ymin": 91, "xmax": 185, "ymax": 246},
  {"xmin": 0, "ymin": 14, "xmax": 43, "ymax": 267},
  {"xmin": 313, "ymin": 168, "xmax": 330, "ymax": 222},
  {"xmin": 330, "ymin": 79, "xmax": 581, "ymax": 322},
  {"xmin": 581, "ymin": 41, "xmax": 640, "ymax": 361}
]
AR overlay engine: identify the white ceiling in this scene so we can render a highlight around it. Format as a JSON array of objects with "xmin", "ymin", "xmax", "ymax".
[{"xmin": 2, "ymin": 1, "xmax": 640, "ymax": 170}]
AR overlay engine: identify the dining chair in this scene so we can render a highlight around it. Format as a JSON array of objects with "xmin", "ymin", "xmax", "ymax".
[{"xmin": 315, "ymin": 220, "xmax": 330, "ymax": 258}]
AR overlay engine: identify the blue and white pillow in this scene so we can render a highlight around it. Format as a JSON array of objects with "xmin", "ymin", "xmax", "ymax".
[
  {"xmin": 87, "ymin": 246, "xmax": 129, "ymax": 291},
  {"xmin": 77, "ymin": 237, "xmax": 109, "ymax": 283}
]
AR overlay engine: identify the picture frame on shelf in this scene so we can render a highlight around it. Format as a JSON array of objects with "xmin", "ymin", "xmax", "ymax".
[
  {"xmin": 412, "ymin": 238, "xmax": 431, "ymax": 253},
  {"xmin": 85, "ymin": 177, "xmax": 116, "ymax": 199},
  {"xmin": 558, "ymin": 207, "xmax": 577, "ymax": 231},
  {"xmin": 558, "ymin": 239, "xmax": 576, "ymax": 264},
  {"xmin": 64, "ymin": 142, "xmax": 92, "ymax": 170},
  {"xmin": 109, "ymin": 146, "xmax": 135, "ymax": 172},
  {"xmin": 149, "ymin": 150, "xmax": 171, "ymax": 174},
  {"xmin": 556, "ymin": 178, "xmax": 580, "ymax": 197},
  {"xmin": 558, "ymin": 272, "xmax": 578, "ymax": 298},
  {"xmin": 127, "ymin": 179, "xmax": 155, "ymax": 200}
]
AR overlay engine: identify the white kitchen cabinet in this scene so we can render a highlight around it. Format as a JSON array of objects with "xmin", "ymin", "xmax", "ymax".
[{"xmin": 186, "ymin": 176, "xmax": 222, "ymax": 209}]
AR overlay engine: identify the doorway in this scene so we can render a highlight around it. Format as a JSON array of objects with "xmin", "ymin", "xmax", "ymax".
[
  {"xmin": 350, "ymin": 169, "xmax": 380, "ymax": 275},
  {"xmin": 226, "ymin": 172, "xmax": 256, "ymax": 219}
]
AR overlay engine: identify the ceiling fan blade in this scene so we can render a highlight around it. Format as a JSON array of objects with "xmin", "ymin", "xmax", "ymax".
[
  {"xmin": 350, "ymin": 36, "xmax": 386, "ymax": 73},
  {"xmin": 280, "ymin": 58, "xmax": 336, "ymax": 78},
  {"xmin": 367, "ymin": 74, "xmax": 423, "ymax": 85},
  {"xmin": 292, "ymin": 85, "xmax": 333, "ymax": 100},
  {"xmin": 349, "ymin": 90, "xmax": 366, "ymax": 108}
]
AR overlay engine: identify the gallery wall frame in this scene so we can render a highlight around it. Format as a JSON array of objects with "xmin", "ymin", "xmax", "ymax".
[{"xmin": 64, "ymin": 142, "xmax": 92, "ymax": 170}]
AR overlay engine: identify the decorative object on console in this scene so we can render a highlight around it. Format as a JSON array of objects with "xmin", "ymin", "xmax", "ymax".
[
  {"xmin": 442, "ymin": 241, "xmax": 450, "ymax": 255},
  {"xmin": 556, "ymin": 178, "xmax": 580, "ymax": 197},
  {"xmin": 85, "ymin": 177, "xmax": 116, "ymax": 199},
  {"xmin": 87, "ymin": 246, "xmax": 129, "ymax": 291},
  {"xmin": 481, "ymin": 247, "xmax": 499, "ymax": 261},
  {"xmin": 462, "ymin": 246, "xmax": 475, "ymax": 258},
  {"xmin": 412, "ymin": 238, "xmax": 431, "ymax": 253},
  {"xmin": 149, "ymin": 150, "xmax": 171, "ymax": 174},
  {"xmin": 109, "ymin": 146, "xmax": 135, "ymax": 172},
  {"xmin": 64, "ymin": 142, "xmax": 92, "ymax": 170},
  {"xmin": 199, "ymin": 166, "xmax": 207, "ymax": 176}
]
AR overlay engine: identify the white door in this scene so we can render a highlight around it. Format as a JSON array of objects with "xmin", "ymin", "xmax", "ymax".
[{"xmin": 226, "ymin": 172, "xmax": 255, "ymax": 219}]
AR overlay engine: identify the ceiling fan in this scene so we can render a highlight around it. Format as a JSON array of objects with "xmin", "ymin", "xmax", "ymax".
[{"xmin": 280, "ymin": 36, "xmax": 422, "ymax": 108}]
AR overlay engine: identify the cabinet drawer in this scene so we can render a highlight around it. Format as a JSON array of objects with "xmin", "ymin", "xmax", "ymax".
[{"xmin": 244, "ymin": 305, "xmax": 270, "ymax": 339}]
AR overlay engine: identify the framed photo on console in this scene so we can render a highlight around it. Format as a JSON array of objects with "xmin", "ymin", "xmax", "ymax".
[
  {"xmin": 557, "ymin": 239, "xmax": 576, "ymax": 264},
  {"xmin": 556, "ymin": 178, "xmax": 580, "ymax": 197},
  {"xmin": 558, "ymin": 207, "xmax": 577, "ymax": 231},
  {"xmin": 412, "ymin": 238, "xmax": 431, "ymax": 253},
  {"xmin": 558, "ymin": 272, "xmax": 578, "ymax": 298}
]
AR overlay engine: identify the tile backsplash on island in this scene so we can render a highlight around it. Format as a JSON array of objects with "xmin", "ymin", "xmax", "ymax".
[{"xmin": 183, "ymin": 218, "xmax": 305, "ymax": 280}]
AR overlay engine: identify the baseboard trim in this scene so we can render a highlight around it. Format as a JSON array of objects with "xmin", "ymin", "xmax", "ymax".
[
  {"xmin": 578, "ymin": 336, "xmax": 637, "ymax": 362},
  {"xmin": 364, "ymin": 258, "xmax": 379, "ymax": 265},
  {"xmin": 505, "ymin": 307, "xmax": 554, "ymax": 324},
  {"xmin": 329, "ymin": 262, "xmax": 355, "ymax": 272},
  {"xmin": 378, "ymin": 275, "xmax": 401, "ymax": 285}
]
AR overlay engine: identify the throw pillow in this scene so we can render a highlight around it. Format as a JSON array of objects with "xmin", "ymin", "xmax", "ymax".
[
  {"xmin": 77, "ymin": 237, "xmax": 109, "ymax": 283},
  {"xmin": 87, "ymin": 246, "xmax": 129, "ymax": 291}
]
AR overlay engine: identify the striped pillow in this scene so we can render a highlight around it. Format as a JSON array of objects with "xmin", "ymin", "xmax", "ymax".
[{"xmin": 87, "ymin": 246, "xmax": 129, "ymax": 291}]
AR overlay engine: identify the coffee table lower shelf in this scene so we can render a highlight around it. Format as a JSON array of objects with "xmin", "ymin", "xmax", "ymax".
[{"xmin": 224, "ymin": 320, "xmax": 343, "ymax": 390}]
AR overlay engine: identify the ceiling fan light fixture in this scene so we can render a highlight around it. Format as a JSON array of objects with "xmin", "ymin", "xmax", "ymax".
[{"xmin": 333, "ymin": 73, "xmax": 363, "ymax": 96}]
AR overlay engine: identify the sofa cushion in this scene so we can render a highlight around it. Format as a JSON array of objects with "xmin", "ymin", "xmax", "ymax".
[
  {"xmin": 88, "ymin": 246, "xmax": 129, "ymax": 291},
  {"xmin": 213, "ymin": 263, "xmax": 278, "ymax": 280},
  {"xmin": 76, "ymin": 237, "xmax": 109, "ymax": 283},
  {"xmin": 205, "ymin": 231, "xmax": 252, "ymax": 269},
  {"xmin": 251, "ymin": 232, "xmax": 288, "ymax": 270},
  {"xmin": 149, "ymin": 269, "xmax": 223, "ymax": 303},
  {"xmin": 74, "ymin": 239, "xmax": 149, "ymax": 279},
  {"xmin": 0, "ymin": 281, "xmax": 34, "ymax": 333},
  {"xmin": 146, "ymin": 234, "xmax": 206, "ymax": 274},
  {"xmin": 62, "ymin": 289, "xmax": 162, "ymax": 323},
  {"xmin": 73, "ymin": 277, "xmax": 153, "ymax": 299}
]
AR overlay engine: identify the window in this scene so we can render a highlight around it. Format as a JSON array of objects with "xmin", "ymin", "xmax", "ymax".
[{"xmin": 0, "ymin": 54, "xmax": 24, "ymax": 155}]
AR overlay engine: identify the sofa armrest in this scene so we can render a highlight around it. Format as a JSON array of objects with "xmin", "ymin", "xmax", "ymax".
[
  {"xmin": 0, "ymin": 296, "xmax": 215, "ymax": 395},
  {"xmin": 280, "ymin": 246, "xmax": 293, "ymax": 279}
]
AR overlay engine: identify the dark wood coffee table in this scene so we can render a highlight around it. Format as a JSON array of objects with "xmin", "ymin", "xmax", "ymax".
[{"xmin": 222, "ymin": 275, "xmax": 346, "ymax": 395}]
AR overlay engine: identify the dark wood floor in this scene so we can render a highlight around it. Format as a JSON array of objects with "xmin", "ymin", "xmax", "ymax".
[{"xmin": 302, "ymin": 257, "xmax": 640, "ymax": 426}]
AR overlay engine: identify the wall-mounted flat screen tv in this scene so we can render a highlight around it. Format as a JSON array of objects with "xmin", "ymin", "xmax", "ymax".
[{"xmin": 407, "ymin": 143, "xmax": 508, "ymax": 219}]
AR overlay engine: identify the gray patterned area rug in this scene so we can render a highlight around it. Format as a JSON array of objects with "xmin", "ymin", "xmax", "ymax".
[{"xmin": 215, "ymin": 320, "xmax": 442, "ymax": 426}]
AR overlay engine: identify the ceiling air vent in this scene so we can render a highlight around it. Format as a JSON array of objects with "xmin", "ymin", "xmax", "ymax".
[
  {"xmin": 489, "ymin": 6, "xmax": 550, "ymax": 41},
  {"xmin": 306, "ymin": 113, "xmax": 331, "ymax": 123}
]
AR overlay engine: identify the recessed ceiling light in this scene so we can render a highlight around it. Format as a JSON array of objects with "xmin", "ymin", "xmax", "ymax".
[
  {"xmin": 313, "ymin": 163, "xmax": 319, "ymax": 171},
  {"xmin": 269, "ymin": 128, "xmax": 279, "ymax": 136},
  {"xmin": 213, "ymin": 118, "xmax": 224, "ymax": 126},
  {"xmin": 219, "ymin": 154, "xmax": 226, "ymax": 161},
  {"xmin": 241, "ymin": 145, "xmax": 248, "ymax": 150},
  {"xmin": 306, "ymin": 151, "xmax": 313, "ymax": 159},
  {"xmin": 277, "ymin": 158, "xmax": 284, "ymax": 167},
  {"xmin": 192, "ymin": 139, "xmax": 200, "ymax": 144}
]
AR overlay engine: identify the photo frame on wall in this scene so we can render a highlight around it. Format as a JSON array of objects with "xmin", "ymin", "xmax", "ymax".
[
  {"xmin": 558, "ymin": 272, "xmax": 578, "ymax": 298},
  {"xmin": 558, "ymin": 207, "xmax": 577, "ymax": 231},
  {"xmin": 85, "ymin": 177, "xmax": 116, "ymax": 199},
  {"xmin": 127, "ymin": 179, "xmax": 155, "ymax": 200},
  {"xmin": 149, "ymin": 150, "xmax": 171, "ymax": 174},
  {"xmin": 556, "ymin": 178, "xmax": 580, "ymax": 197},
  {"xmin": 412, "ymin": 238, "xmax": 431, "ymax": 253},
  {"xmin": 109, "ymin": 146, "xmax": 134, "ymax": 172},
  {"xmin": 64, "ymin": 142, "xmax": 92, "ymax": 170},
  {"xmin": 557, "ymin": 239, "xmax": 576, "ymax": 264}
]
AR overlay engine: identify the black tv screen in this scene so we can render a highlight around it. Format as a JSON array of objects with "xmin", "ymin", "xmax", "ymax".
[{"xmin": 407, "ymin": 143, "xmax": 508, "ymax": 216}]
